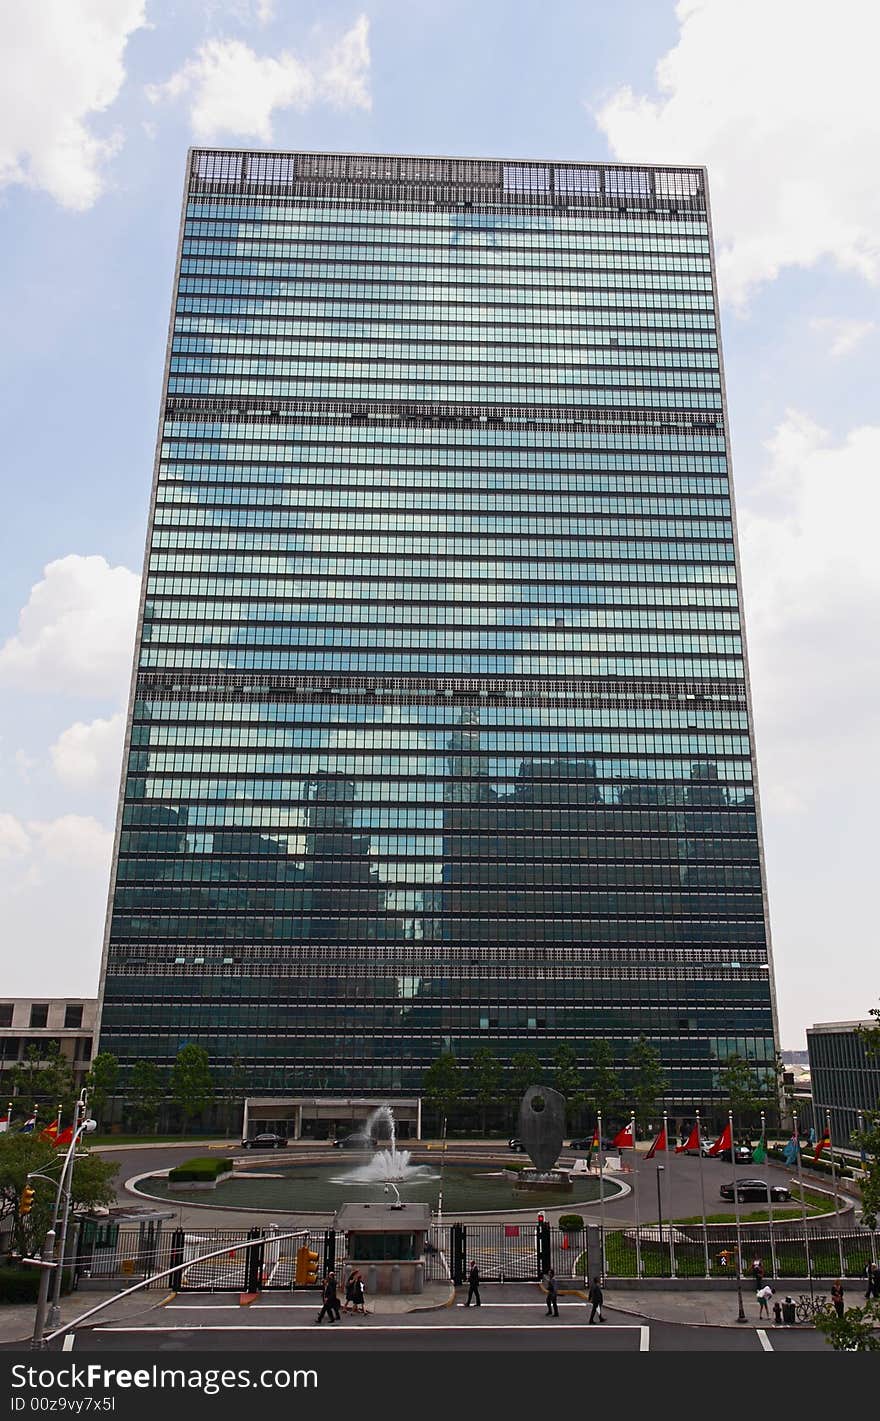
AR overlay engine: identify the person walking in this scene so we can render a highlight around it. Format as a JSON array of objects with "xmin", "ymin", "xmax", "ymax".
[
  {"xmin": 316, "ymin": 1271, "xmax": 341, "ymax": 1324},
  {"xmin": 342, "ymin": 1271, "xmax": 356, "ymax": 1315},
  {"xmin": 545, "ymin": 1269, "xmax": 559, "ymax": 1317},
  {"xmin": 353, "ymin": 1270, "xmax": 366, "ymax": 1315},
  {"xmin": 873, "ymin": 1263, "xmax": 880, "ymax": 1300},
  {"xmin": 831, "ymin": 1279, "xmax": 845, "ymax": 1319},
  {"xmin": 465, "ymin": 1260, "xmax": 481, "ymax": 1307},
  {"xmin": 588, "ymin": 1276, "xmax": 604, "ymax": 1324},
  {"xmin": 751, "ymin": 1256, "xmax": 764, "ymax": 1290},
  {"xmin": 756, "ymin": 1283, "xmax": 773, "ymax": 1319}
]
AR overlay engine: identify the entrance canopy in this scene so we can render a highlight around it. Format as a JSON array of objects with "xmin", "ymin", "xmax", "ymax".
[{"xmin": 242, "ymin": 1096, "xmax": 421, "ymax": 1141}]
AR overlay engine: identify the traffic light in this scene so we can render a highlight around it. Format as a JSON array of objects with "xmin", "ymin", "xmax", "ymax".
[
  {"xmin": 19, "ymin": 1185, "xmax": 36, "ymax": 1217},
  {"xmin": 295, "ymin": 1246, "xmax": 320, "ymax": 1286},
  {"xmin": 536, "ymin": 1211, "xmax": 545, "ymax": 1224}
]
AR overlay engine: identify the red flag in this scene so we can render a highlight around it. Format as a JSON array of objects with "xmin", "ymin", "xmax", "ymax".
[
  {"xmin": 813, "ymin": 1127, "xmax": 831, "ymax": 1163},
  {"xmin": 676, "ymin": 1123, "xmax": 701, "ymax": 1154},
  {"xmin": 38, "ymin": 1120, "xmax": 59, "ymax": 1143},
  {"xmin": 707, "ymin": 1122, "xmax": 732, "ymax": 1157},
  {"xmin": 612, "ymin": 1122, "xmax": 634, "ymax": 1148},
  {"xmin": 54, "ymin": 1126, "xmax": 74, "ymax": 1148},
  {"xmin": 645, "ymin": 1127, "xmax": 667, "ymax": 1160}
]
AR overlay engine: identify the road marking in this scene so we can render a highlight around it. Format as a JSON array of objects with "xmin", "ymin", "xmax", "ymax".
[
  {"xmin": 97, "ymin": 1323, "xmax": 642, "ymax": 1333},
  {"xmin": 757, "ymin": 1329, "xmax": 773, "ymax": 1351},
  {"xmin": 62, "ymin": 1335, "xmax": 75, "ymax": 1352},
  {"xmin": 640, "ymin": 1326, "xmax": 650, "ymax": 1351}
]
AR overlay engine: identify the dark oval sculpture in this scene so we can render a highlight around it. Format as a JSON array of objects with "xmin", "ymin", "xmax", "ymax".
[{"xmin": 517, "ymin": 1085, "xmax": 565, "ymax": 1172}]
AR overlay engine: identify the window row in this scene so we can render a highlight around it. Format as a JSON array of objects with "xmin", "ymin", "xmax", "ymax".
[
  {"xmin": 165, "ymin": 377, "xmax": 723, "ymax": 410},
  {"xmin": 108, "ymin": 914, "xmax": 766, "ymax": 942},
  {"xmin": 142, "ymin": 600, "xmax": 742, "ymax": 631},
  {"xmin": 153, "ymin": 511, "xmax": 734, "ymax": 540},
  {"xmin": 132, "ymin": 701, "xmax": 750, "ymax": 731},
  {"xmin": 138, "ymin": 649, "xmax": 746, "ymax": 679},
  {"xmin": 132, "ymin": 726, "xmax": 751, "ymax": 755}
]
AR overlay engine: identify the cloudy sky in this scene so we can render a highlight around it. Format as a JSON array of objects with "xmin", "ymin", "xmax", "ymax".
[{"xmin": 1, "ymin": 0, "xmax": 877, "ymax": 1048}]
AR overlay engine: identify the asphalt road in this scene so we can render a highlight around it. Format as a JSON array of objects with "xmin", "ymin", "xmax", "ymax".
[{"xmin": 45, "ymin": 1293, "xmax": 833, "ymax": 1353}]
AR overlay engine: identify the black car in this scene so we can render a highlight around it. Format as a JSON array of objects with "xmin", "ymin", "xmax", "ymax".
[
  {"xmin": 719, "ymin": 1178, "xmax": 791, "ymax": 1203},
  {"xmin": 241, "ymin": 1132, "xmax": 287, "ymax": 1149},
  {"xmin": 715, "ymin": 1145, "xmax": 753, "ymax": 1165},
  {"xmin": 332, "ymin": 1133, "xmax": 371, "ymax": 1149},
  {"xmin": 568, "ymin": 1137, "xmax": 599, "ymax": 1151}
]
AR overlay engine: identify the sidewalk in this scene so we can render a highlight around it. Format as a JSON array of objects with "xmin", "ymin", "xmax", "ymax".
[{"xmin": 0, "ymin": 1286, "xmax": 176, "ymax": 1348}]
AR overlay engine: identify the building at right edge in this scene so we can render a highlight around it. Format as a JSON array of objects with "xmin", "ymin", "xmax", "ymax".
[
  {"xmin": 97, "ymin": 151, "xmax": 780, "ymax": 1115},
  {"xmin": 807, "ymin": 1021, "xmax": 880, "ymax": 1142}
]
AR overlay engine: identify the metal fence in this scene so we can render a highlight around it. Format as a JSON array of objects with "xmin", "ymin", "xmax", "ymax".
[{"xmin": 68, "ymin": 1220, "xmax": 878, "ymax": 1290}]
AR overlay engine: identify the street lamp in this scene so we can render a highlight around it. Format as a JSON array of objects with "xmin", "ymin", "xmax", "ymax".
[{"xmin": 30, "ymin": 1090, "xmax": 97, "ymax": 1347}]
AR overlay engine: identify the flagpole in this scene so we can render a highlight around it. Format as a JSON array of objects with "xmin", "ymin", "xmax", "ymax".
[
  {"xmin": 597, "ymin": 1111, "xmax": 606, "ymax": 1282},
  {"xmin": 729, "ymin": 1109, "xmax": 747, "ymax": 1322},
  {"xmin": 663, "ymin": 1110, "xmax": 675, "ymax": 1278},
  {"xmin": 631, "ymin": 1111, "xmax": 642, "ymax": 1279},
  {"xmin": 762, "ymin": 1109, "xmax": 777, "ymax": 1279},
  {"xmin": 792, "ymin": 1107, "xmax": 812, "ymax": 1301},
  {"xmin": 696, "ymin": 1109, "xmax": 710, "ymax": 1278},
  {"xmin": 826, "ymin": 1108, "xmax": 845, "ymax": 1278}
]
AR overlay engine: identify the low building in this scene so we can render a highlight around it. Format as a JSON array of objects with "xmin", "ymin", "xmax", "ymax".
[
  {"xmin": 242, "ymin": 1096, "xmax": 421, "ymax": 1142},
  {"xmin": 807, "ymin": 1019, "xmax": 880, "ymax": 1142},
  {"xmin": 0, "ymin": 997, "xmax": 96, "ymax": 1091}
]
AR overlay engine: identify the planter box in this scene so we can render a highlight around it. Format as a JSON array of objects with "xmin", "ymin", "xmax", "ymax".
[{"xmin": 168, "ymin": 1170, "xmax": 233, "ymax": 1192}]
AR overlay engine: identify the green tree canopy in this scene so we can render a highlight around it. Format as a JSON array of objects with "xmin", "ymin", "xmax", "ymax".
[
  {"xmin": 551, "ymin": 1044, "xmax": 583, "ymax": 1124},
  {"xmin": 170, "ymin": 1045, "xmax": 213, "ymax": 1134},
  {"xmin": 422, "ymin": 1051, "xmax": 463, "ymax": 1127},
  {"xmin": 468, "ymin": 1047, "xmax": 502, "ymax": 1135},
  {"xmin": 127, "ymin": 1061, "xmax": 166, "ymax": 1134},
  {"xmin": 854, "ymin": 1006, "xmax": 880, "ymax": 1229},
  {"xmin": 587, "ymin": 1040, "xmax": 623, "ymax": 1123},
  {"xmin": 5, "ymin": 1043, "xmax": 77, "ymax": 1119},
  {"xmin": 85, "ymin": 1052, "xmax": 119, "ymax": 1127},
  {"xmin": 814, "ymin": 1299, "xmax": 880, "ymax": 1352},
  {"xmin": 508, "ymin": 1051, "xmax": 544, "ymax": 1104},
  {"xmin": 627, "ymin": 1036, "xmax": 668, "ymax": 1126},
  {"xmin": 0, "ymin": 1134, "xmax": 117, "ymax": 1254},
  {"xmin": 718, "ymin": 1052, "xmax": 764, "ymax": 1128}
]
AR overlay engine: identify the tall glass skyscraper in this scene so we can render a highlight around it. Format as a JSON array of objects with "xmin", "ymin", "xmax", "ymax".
[{"xmin": 97, "ymin": 149, "xmax": 779, "ymax": 1111}]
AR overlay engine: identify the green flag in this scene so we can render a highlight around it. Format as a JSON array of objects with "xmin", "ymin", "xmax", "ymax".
[{"xmin": 752, "ymin": 1138, "xmax": 767, "ymax": 1164}]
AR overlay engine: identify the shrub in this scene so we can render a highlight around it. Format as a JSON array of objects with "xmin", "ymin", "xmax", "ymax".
[
  {"xmin": 167, "ymin": 1157, "xmax": 228, "ymax": 1183},
  {"xmin": 0, "ymin": 1267, "xmax": 41, "ymax": 1303},
  {"xmin": 558, "ymin": 1214, "xmax": 584, "ymax": 1232},
  {"xmin": 503, "ymin": 1161, "xmax": 527, "ymax": 1173},
  {"xmin": 767, "ymin": 1147, "xmax": 852, "ymax": 1180}
]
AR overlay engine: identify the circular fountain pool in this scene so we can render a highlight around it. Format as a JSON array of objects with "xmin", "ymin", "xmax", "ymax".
[{"xmin": 133, "ymin": 1161, "xmax": 615, "ymax": 1213}]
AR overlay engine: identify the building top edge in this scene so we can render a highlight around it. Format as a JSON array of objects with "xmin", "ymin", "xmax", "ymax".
[
  {"xmin": 808, "ymin": 1020, "xmax": 875, "ymax": 1034},
  {"xmin": 188, "ymin": 146, "xmax": 706, "ymax": 175}
]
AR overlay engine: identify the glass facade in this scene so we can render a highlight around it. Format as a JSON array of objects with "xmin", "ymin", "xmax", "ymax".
[
  {"xmin": 97, "ymin": 151, "xmax": 778, "ymax": 1108},
  {"xmin": 807, "ymin": 1023, "xmax": 880, "ymax": 1142}
]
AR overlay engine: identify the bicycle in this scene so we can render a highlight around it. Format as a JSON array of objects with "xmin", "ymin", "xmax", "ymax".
[{"xmin": 795, "ymin": 1293, "xmax": 829, "ymax": 1321}]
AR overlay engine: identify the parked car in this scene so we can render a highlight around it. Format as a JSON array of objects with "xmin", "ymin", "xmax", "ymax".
[
  {"xmin": 714, "ymin": 1145, "xmax": 753, "ymax": 1164},
  {"xmin": 508, "ymin": 1137, "xmax": 524, "ymax": 1151},
  {"xmin": 332, "ymin": 1133, "xmax": 371, "ymax": 1149},
  {"xmin": 720, "ymin": 1178, "xmax": 791, "ymax": 1203},
  {"xmin": 241, "ymin": 1132, "xmax": 287, "ymax": 1149},
  {"xmin": 568, "ymin": 1138, "xmax": 595, "ymax": 1151},
  {"xmin": 682, "ymin": 1138, "xmax": 715, "ymax": 1157}
]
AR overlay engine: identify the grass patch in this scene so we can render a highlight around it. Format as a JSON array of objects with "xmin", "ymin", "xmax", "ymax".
[
  {"xmin": 588, "ymin": 1229, "xmax": 874, "ymax": 1279},
  {"xmin": 675, "ymin": 1187, "xmax": 834, "ymax": 1226}
]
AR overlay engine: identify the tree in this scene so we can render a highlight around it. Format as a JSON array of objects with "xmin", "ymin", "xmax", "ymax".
[
  {"xmin": 587, "ymin": 1040, "xmax": 622, "ymax": 1123},
  {"xmin": 85, "ymin": 1052, "xmax": 119, "ymax": 1128},
  {"xmin": 127, "ymin": 1061, "xmax": 165, "ymax": 1134},
  {"xmin": 551, "ymin": 1044, "xmax": 583, "ymax": 1125},
  {"xmin": 508, "ymin": 1051, "xmax": 544, "ymax": 1105},
  {"xmin": 422, "ymin": 1052, "xmax": 463, "ymax": 1128},
  {"xmin": 468, "ymin": 1047, "xmax": 502, "ymax": 1136},
  {"xmin": 170, "ymin": 1045, "xmax": 213, "ymax": 1134},
  {"xmin": 0, "ymin": 1133, "xmax": 117, "ymax": 1255},
  {"xmin": 6, "ymin": 1043, "xmax": 77, "ymax": 1119},
  {"xmin": 627, "ymin": 1036, "xmax": 668, "ymax": 1127},
  {"xmin": 814, "ymin": 1299, "xmax": 880, "ymax": 1352},
  {"xmin": 719, "ymin": 1053, "xmax": 763, "ymax": 1129},
  {"xmin": 223, "ymin": 1054, "xmax": 249, "ymax": 1137},
  {"xmin": 854, "ymin": 1007, "xmax": 880, "ymax": 1229}
]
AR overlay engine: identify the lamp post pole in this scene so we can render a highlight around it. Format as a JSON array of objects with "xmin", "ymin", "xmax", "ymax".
[{"xmin": 29, "ymin": 1090, "xmax": 97, "ymax": 1343}]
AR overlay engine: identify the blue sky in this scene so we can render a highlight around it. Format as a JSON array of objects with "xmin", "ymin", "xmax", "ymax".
[{"xmin": 1, "ymin": 1, "xmax": 878, "ymax": 1047}]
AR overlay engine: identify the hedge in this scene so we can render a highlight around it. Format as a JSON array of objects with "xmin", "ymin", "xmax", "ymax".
[
  {"xmin": 0, "ymin": 1267, "xmax": 41, "ymax": 1303},
  {"xmin": 768, "ymin": 1147, "xmax": 854, "ymax": 1180},
  {"xmin": 167, "ymin": 1157, "xmax": 229, "ymax": 1183},
  {"xmin": 558, "ymin": 1214, "xmax": 584, "ymax": 1232}
]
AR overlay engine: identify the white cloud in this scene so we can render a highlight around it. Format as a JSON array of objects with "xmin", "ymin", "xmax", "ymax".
[
  {"xmin": 0, "ymin": 1, "xmax": 147, "ymax": 210},
  {"xmin": 50, "ymin": 713, "xmax": 126, "ymax": 790},
  {"xmin": 809, "ymin": 317, "xmax": 876, "ymax": 359},
  {"xmin": 147, "ymin": 14, "xmax": 371, "ymax": 141},
  {"xmin": 739, "ymin": 411, "xmax": 880, "ymax": 815},
  {"xmin": 0, "ymin": 814, "xmax": 112, "ymax": 996},
  {"xmin": 0, "ymin": 555, "xmax": 140, "ymax": 701},
  {"xmin": 593, "ymin": 0, "xmax": 880, "ymax": 304}
]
